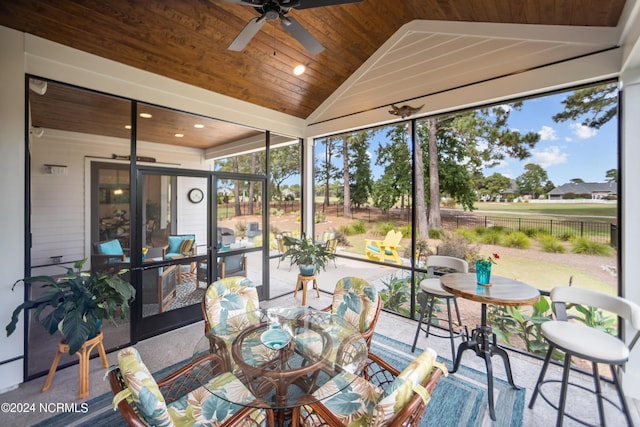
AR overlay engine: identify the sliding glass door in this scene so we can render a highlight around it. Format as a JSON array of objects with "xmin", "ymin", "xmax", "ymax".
[{"xmin": 213, "ymin": 174, "xmax": 267, "ymax": 300}]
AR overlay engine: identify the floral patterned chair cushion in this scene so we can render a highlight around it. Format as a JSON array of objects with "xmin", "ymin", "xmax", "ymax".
[
  {"xmin": 330, "ymin": 277, "xmax": 380, "ymax": 337},
  {"xmin": 114, "ymin": 348, "xmax": 269, "ymax": 427},
  {"xmin": 302, "ymin": 349, "xmax": 442, "ymax": 427},
  {"xmin": 203, "ymin": 277, "xmax": 259, "ymax": 332},
  {"xmin": 203, "ymin": 277, "xmax": 273, "ymax": 371},
  {"xmin": 114, "ymin": 347, "xmax": 173, "ymax": 427},
  {"xmin": 167, "ymin": 372, "xmax": 268, "ymax": 426},
  {"xmin": 370, "ymin": 348, "xmax": 439, "ymax": 426},
  {"xmin": 294, "ymin": 279, "xmax": 380, "ymax": 367},
  {"xmin": 308, "ymin": 372, "xmax": 383, "ymax": 425}
]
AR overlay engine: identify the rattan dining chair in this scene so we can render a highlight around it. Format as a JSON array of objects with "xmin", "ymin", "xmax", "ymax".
[
  {"xmin": 411, "ymin": 255, "xmax": 468, "ymax": 362},
  {"xmin": 109, "ymin": 346, "xmax": 273, "ymax": 427},
  {"xmin": 321, "ymin": 276, "xmax": 382, "ymax": 350},
  {"xmin": 291, "ymin": 348, "xmax": 446, "ymax": 427},
  {"xmin": 201, "ymin": 276, "xmax": 259, "ymax": 333},
  {"xmin": 200, "ymin": 276, "xmax": 260, "ymax": 364},
  {"xmin": 528, "ymin": 286, "xmax": 640, "ymax": 426}
]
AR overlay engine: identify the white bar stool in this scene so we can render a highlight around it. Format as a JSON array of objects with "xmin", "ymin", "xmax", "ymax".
[{"xmin": 529, "ymin": 286, "xmax": 640, "ymax": 426}]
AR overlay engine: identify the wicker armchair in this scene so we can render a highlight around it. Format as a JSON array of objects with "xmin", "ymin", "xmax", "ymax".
[
  {"xmin": 109, "ymin": 347, "xmax": 273, "ymax": 427},
  {"xmin": 291, "ymin": 349, "xmax": 445, "ymax": 427}
]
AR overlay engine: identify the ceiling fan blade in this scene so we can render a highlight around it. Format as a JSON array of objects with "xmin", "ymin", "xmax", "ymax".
[
  {"xmin": 229, "ymin": 16, "xmax": 267, "ymax": 51},
  {"xmin": 293, "ymin": 0, "xmax": 363, "ymax": 10},
  {"xmin": 280, "ymin": 16, "xmax": 324, "ymax": 55}
]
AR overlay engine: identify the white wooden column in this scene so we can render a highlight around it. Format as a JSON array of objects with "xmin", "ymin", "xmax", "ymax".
[
  {"xmin": 0, "ymin": 26, "xmax": 27, "ymax": 393},
  {"xmin": 620, "ymin": 67, "xmax": 640, "ymax": 399},
  {"xmin": 302, "ymin": 137, "xmax": 315, "ymax": 238}
]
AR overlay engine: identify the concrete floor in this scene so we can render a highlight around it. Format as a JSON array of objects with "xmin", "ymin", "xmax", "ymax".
[{"xmin": 1, "ymin": 256, "xmax": 639, "ymax": 426}]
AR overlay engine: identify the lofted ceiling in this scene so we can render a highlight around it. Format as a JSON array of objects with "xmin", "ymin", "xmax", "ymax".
[{"xmin": 0, "ymin": 0, "xmax": 631, "ymax": 149}]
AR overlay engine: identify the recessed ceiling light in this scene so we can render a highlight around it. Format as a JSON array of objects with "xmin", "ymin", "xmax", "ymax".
[
  {"xmin": 139, "ymin": 113, "xmax": 153, "ymax": 119},
  {"xmin": 175, "ymin": 133, "xmax": 184, "ymax": 138},
  {"xmin": 124, "ymin": 125, "xmax": 131, "ymax": 130},
  {"xmin": 194, "ymin": 124, "xmax": 205, "ymax": 129},
  {"xmin": 293, "ymin": 64, "xmax": 306, "ymax": 76}
]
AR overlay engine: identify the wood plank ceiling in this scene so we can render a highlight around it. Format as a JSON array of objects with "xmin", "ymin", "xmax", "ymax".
[{"xmin": 0, "ymin": 0, "xmax": 627, "ymax": 149}]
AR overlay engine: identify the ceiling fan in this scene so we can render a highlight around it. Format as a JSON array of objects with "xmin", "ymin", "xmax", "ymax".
[{"xmin": 225, "ymin": 0, "xmax": 363, "ymax": 55}]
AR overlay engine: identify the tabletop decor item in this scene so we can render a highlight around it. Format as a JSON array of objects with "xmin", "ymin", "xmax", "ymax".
[
  {"xmin": 260, "ymin": 323, "xmax": 291, "ymax": 350},
  {"xmin": 5, "ymin": 258, "xmax": 135, "ymax": 355},
  {"xmin": 282, "ymin": 233, "xmax": 335, "ymax": 276},
  {"xmin": 475, "ymin": 253, "xmax": 499, "ymax": 286}
]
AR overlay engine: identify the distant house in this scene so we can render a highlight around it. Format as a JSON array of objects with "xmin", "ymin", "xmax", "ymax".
[
  {"xmin": 498, "ymin": 180, "xmax": 520, "ymax": 201},
  {"xmin": 547, "ymin": 182, "xmax": 617, "ymax": 200}
]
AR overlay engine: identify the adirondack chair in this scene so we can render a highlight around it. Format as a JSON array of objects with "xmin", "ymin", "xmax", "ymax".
[{"xmin": 365, "ymin": 230, "xmax": 403, "ymax": 265}]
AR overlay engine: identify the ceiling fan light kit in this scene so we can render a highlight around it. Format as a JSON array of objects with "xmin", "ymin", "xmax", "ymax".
[{"xmin": 226, "ymin": 0, "xmax": 363, "ymax": 54}]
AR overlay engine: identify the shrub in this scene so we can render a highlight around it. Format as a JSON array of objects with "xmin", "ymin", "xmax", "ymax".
[
  {"xmin": 399, "ymin": 223, "xmax": 412, "ymax": 238},
  {"xmin": 376, "ymin": 222, "xmax": 397, "ymax": 235},
  {"xmin": 502, "ymin": 231, "xmax": 531, "ymax": 249},
  {"xmin": 352, "ymin": 220, "xmax": 367, "ymax": 234},
  {"xmin": 334, "ymin": 230, "xmax": 350, "ymax": 247},
  {"xmin": 571, "ymin": 238, "xmax": 612, "ymax": 256},
  {"xmin": 338, "ymin": 220, "xmax": 366, "ymax": 236},
  {"xmin": 269, "ymin": 207, "xmax": 284, "ymax": 216},
  {"xmin": 477, "ymin": 227, "xmax": 504, "ymax": 245},
  {"xmin": 523, "ymin": 227, "xmax": 549, "ymax": 238},
  {"xmin": 538, "ymin": 235, "xmax": 566, "ymax": 253},
  {"xmin": 378, "ymin": 274, "xmax": 414, "ymax": 316},
  {"xmin": 415, "ymin": 238, "xmax": 432, "ymax": 259},
  {"xmin": 437, "ymin": 233, "xmax": 480, "ymax": 261},
  {"xmin": 338, "ymin": 224, "xmax": 353, "ymax": 236},
  {"xmin": 455, "ymin": 228, "xmax": 479, "ymax": 243},
  {"xmin": 558, "ymin": 232, "xmax": 575, "ymax": 241},
  {"xmin": 235, "ymin": 221, "xmax": 247, "ymax": 237},
  {"xmin": 429, "ymin": 228, "xmax": 445, "ymax": 239}
]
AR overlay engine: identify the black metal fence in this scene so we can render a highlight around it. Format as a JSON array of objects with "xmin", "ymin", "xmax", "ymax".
[
  {"xmin": 314, "ymin": 203, "xmax": 616, "ymax": 246},
  {"xmin": 442, "ymin": 215, "xmax": 616, "ymax": 246}
]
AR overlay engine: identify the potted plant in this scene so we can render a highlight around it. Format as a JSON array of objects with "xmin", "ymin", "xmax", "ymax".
[
  {"xmin": 282, "ymin": 233, "xmax": 335, "ymax": 276},
  {"xmin": 5, "ymin": 258, "xmax": 136, "ymax": 355}
]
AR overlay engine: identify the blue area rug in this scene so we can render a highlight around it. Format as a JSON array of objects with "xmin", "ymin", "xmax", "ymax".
[
  {"xmin": 372, "ymin": 333, "xmax": 525, "ymax": 427},
  {"xmin": 33, "ymin": 333, "xmax": 524, "ymax": 427}
]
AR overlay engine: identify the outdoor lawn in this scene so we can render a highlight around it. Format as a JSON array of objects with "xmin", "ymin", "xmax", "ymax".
[{"xmin": 469, "ymin": 201, "xmax": 617, "ymax": 220}]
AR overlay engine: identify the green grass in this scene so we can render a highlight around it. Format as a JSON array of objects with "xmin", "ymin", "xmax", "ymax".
[
  {"xmin": 471, "ymin": 202, "xmax": 617, "ymax": 219},
  {"xmin": 491, "ymin": 255, "xmax": 614, "ymax": 295}
]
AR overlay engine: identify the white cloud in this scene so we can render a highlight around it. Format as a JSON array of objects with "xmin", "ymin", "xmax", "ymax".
[
  {"xmin": 531, "ymin": 146, "xmax": 568, "ymax": 168},
  {"xmin": 570, "ymin": 123, "xmax": 598, "ymax": 139},
  {"xmin": 538, "ymin": 125, "xmax": 558, "ymax": 141}
]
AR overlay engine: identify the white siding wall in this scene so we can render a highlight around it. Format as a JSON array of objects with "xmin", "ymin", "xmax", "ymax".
[{"xmin": 175, "ymin": 175, "xmax": 209, "ymax": 248}]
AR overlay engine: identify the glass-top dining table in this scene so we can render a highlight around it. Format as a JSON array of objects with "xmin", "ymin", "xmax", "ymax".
[{"xmin": 192, "ymin": 307, "xmax": 368, "ymax": 425}]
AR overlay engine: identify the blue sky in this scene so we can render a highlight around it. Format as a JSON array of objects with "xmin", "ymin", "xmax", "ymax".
[{"xmin": 483, "ymin": 91, "xmax": 617, "ymax": 186}]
